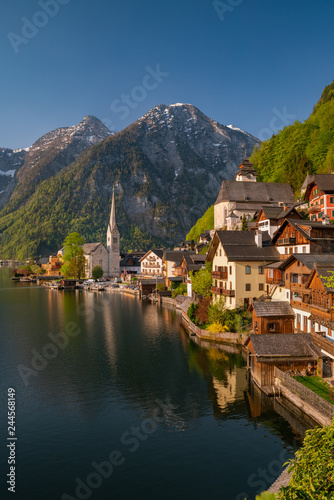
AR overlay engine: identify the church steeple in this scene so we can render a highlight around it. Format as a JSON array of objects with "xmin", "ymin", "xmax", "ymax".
[
  {"xmin": 106, "ymin": 186, "xmax": 120, "ymax": 277},
  {"xmin": 109, "ymin": 187, "xmax": 118, "ymax": 232}
]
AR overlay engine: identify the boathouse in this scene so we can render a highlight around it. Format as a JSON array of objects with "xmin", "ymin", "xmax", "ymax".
[
  {"xmin": 250, "ymin": 301, "xmax": 295, "ymax": 334},
  {"xmin": 245, "ymin": 334, "xmax": 323, "ymax": 390}
]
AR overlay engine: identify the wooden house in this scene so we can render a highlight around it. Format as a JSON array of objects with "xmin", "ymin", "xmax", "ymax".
[
  {"xmin": 245, "ymin": 334, "xmax": 323, "ymax": 391},
  {"xmin": 302, "ymin": 174, "xmax": 334, "ymax": 223},
  {"xmin": 271, "ymin": 219, "xmax": 334, "ymax": 259},
  {"xmin": 139, "ymin": 250, "xmax": 164, "ymax": 276},
  {"xmin": 257, "ymin": 205, "xmax": 301, "ymax": 237},
  {"xmin": 250, "ymin": 301, "xmax": 295, "ymax": 334}
]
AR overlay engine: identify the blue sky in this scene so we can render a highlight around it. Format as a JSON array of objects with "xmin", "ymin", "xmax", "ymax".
[{"xmin": 1, "ymin": 0, "xmax": 334, "ymax": 149}]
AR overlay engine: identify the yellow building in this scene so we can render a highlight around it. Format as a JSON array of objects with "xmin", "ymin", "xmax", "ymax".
[{"xmin": 206, "ymin": 231, "xmax": 279, "ymax": 309}]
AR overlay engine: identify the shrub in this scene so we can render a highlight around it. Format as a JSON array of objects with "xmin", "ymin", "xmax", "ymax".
[
  {"xmin": 206, "ymin": 322, "xmax": 228, "ymax": 333},
  {"xmin": 187, "ymin": 302, "xmax": 199, "ymax": 324},
  {"xmin": 157, "ymin": 283, "xmax": 166, "ymax": 291},
  {"xmin": 208, "ymin": 297, "xmax": 226, "ymax": 324},
  {"xmin": 92, "ymin": 265, "xmax": 103, "ymax": 280},
  {"xmin": 172, "ymin": 283, "xmax": 187, "ymax": 298}
]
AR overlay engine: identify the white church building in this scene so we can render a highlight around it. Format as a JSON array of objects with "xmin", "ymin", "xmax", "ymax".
[{"xmin": 83, "ymin": 189, "xmax": 120, "ymax": 278}]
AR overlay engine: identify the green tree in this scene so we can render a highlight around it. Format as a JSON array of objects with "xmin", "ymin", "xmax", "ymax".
[
  {"xmin": 30, "ymin": 264, "xmax": 42, "ymax": 275},
  {"xmin": 92, "ymin": 265, "xmax": 103, "ymax": 280},
  {"xmin": 190, "ymin": 262, "xmax": 212, "ymax": 298},
  {"xmin": 241, "ymin": 214, "xmax": 248, "ymax": 231},
  {"xmin": 61, "ymin": 232, "xmax": 86, "ymax": 279}
]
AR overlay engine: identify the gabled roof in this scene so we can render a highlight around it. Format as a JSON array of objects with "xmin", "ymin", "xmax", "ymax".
[
  {"xmin": 215, "ymin": 180, "xmax": 294, "ymax": 205},
  {"xmin": 252, "ymin": 301, "xmax": 295, "ymax": 317},
  {"xmin": 304, "ymin": 174, "xmax": 334, "ymax": 199},
  {"xmin": 82, "ymin": 243, "xmax": 103, "ymax": 255},
  {"xmin": 139, "ymin": 249, "xmax": 164, "ymax": 262},
  {"xmin": 278, "ymin": 253, "xmax": 334, "ymax": 271},
  {"xmin": 258, "ymin": 205, "xmax": 301, "ymax": 221},
  {"xmin": 164, "ymin": 250, "xmax": 194, "ymax": 264},
  {"xmin": 271, "ymin": 219, "xmax": 334, "ymax": 245},
  {"xmin": 207, "ymin": 230, "xmax": 279, "ymax": 263},
  {"xmin": 305, "ymin": 263, "xmax": 334, "ymax": 293},
  {"xmin": 246, "ymin": 334, "xmax": 321, "ymax": 358}
]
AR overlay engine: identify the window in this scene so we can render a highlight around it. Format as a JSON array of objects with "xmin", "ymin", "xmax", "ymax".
[
  {"xmin": 229, "ymin": 266, "xmax": 232, "ymax": 275},
  {"xmin": 318, "ymin": 212, "xmax": 323, "ymax": 218},
  {"xmin": 245, "ymin": 283, "xmax": 251, "ymax": 291},
  {"xmin": 219, "ymin": 249, "xmax": 222, "ymax": 257},
  {"xmin": 285, "ymin": 248, "xmax": 288, "ymax": 254},
  {"xmin": 297, "ymin": 261, "xmax": 300, "ymax": 266},
  {"xmin": 259, "ymin": 283, "xmax": 264, "ymax": 291},
  {"xmin": 302, "ymin": 246, "xmax": 306, "ymax": 253},
  {"xmin": 268, "ymin": 269, "xmax": 273, "ymax": 279},
  {"xmin": 258, "ymin": 266, "xmax": 263, "ymax": 274},
  {"xmin": 289, "ymin": 247, "xmax": 293, "ymax": 254},
  {"xmin": 331, "ymin": 197, "xmax": 334, "ymax": 204},
  {"xmin": 268, "ymin": 322, "xmax": 277, "ymax": 332},
  {"xmin": 332, "ymin": 210, "xmax": 334, "ymax": 218},
  {"xmin": 303, "ymin": 316, "xmax": 307, "ymax": 327},
  {"xmin": 320, "ymin": 198, "xmax": 324, "ymax": 205},
  {"xmin": 286, "ymin": 291, "xmax": 290, "ymax": 300},
  {"xmin": 296, "ymin": 313, "xmax": 301, "ymax": 324},
  {"xmin": 245, "ymin": 266, "xmax": 251, "ymax": 274},
  {"xmin": 294, "ymin": 247, "xmax": 297, "ymax": 253}
]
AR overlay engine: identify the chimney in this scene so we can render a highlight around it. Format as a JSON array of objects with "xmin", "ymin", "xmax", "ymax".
[
  {"xmin": 283, "ymin": 204, "xmax": 288, "ymax": 211},
  {"xmin": 322, "ymin": 214, "xmax": 330, "ymax": 225},
  {"xmin": 255, "ymin": 231, "xmax": 263, "ymax": 247}
]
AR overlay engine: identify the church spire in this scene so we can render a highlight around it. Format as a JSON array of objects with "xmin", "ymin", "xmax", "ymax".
[{"xmin": 109, "ymin": 187, "xmax": 118, "ymax": 231}]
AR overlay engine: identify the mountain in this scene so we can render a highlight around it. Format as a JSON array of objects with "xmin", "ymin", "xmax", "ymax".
[
  {"xmin": 250, "ymin": 80, "xmax": 334, "ymax": 192},
  {"xmin": 0, "ymin": 104, "xmax": 259, "ymax": 258},
  {"xmin": 0, "ymin": 115, "xmax": 113, "ymax": 211},
  {"xmin": 0, "ymin": 148, "xmax": 27, "ymax": 206}
]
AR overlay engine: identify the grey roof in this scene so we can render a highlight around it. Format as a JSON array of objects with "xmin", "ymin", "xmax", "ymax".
[
  {"xmin": 248, "ymin": 333, "xmax": 322, "ymax": 358},
  {"xmin": 279, "ymin": 253, "xmax": 334, "ymax": 271},
  {"xmin": 265, "ymin": 261, "xmax": 284, "ymax": 269},
  {"xmin": 260, "ymin": 205, "xmax": 298, "ymax": 220},
  {"xmin": 216, "ymin": 231, "xmax": 279, "ymax": 262},
  {"xmin": 164, "ymin": 250, "xmax": 194, "ymax": 263},
  {"xmin": 139, "ymin": 249, "xmax": 164, "ymax": 262},
  {"xmin": 215, "ymin": 180, "xmax": 294, "ymax": 205},
  {"xmin": 272, "ymin": 219, "xmax": 334, "ymax": 243},
  {"xmin": 303, "ymin": 174, "xmax": 334, "ymax": 193},
  {"xmin": 82, "ymin": 243, "xmax": 103, "ymax": 255},
  {"xmin": 252, "ymin": 301, "xmax": 295, "ymax": 317},
  {"xmin": 120, "ymin": 255, "xmax": 141, "ymax": 267}
]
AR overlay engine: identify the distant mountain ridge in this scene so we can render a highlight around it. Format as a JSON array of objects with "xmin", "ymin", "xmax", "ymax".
[
  {"xmin": 0, "ymin": 104, "xmax": 259, "ymax": 258},
  {"xmin": 0, "ymin": 115, "xmax": 114, "ymax": 211}
]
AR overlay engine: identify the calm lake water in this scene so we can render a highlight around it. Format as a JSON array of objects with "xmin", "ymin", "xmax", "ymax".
[{"xmin": 0, "ymin": 268, "xmax": 308, "ymax": 500}]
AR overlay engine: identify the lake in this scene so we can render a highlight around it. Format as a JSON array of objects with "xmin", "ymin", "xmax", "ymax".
[{"xmin": 0, "ymin": 268, "xmax": 308, "ymax": 500}]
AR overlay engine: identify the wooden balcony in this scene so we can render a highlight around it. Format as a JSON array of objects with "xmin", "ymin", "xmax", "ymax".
[
  {"xmin": 290, "ymin": 300, "xmax": 311, "ymax": 312},
  {"xmin": 277, "ymin": 237, "xmax": 296, "ymax": 245},
  {"xmin": 211, "ymin": 286, "xmax": 235, "ymax": 297},
  {"xmin": 211, "ymin": 270, "xmax": 228, "ymax": 280}
]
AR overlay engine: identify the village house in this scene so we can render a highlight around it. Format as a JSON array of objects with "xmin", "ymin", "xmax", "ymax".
[
  {"xmin": 256, "ymin": 205, "xmax": 301, "ymax": 237},
  {"xmin": 267, "ymin": 254, "xmax": 334, "ymax": 333},
  {"xmin": 250, "ymin": 301, "xmax": 295, "ymax": 334},
  {"xmin": 271, "ymin": 218, "xmax": 334, "ymax": 258},
  {"xmin": 214, "ymin": 156, "xmax": 295, "ymax": 230},
  {"xmin": 162, "ymin": 250, "xmax": 191, "ymax": 279},
  {"xmin": 302, "ymin": 173, "xmax": 334, "ymax": 223},
  {"xmin": 120, "ymin": 252, "xmax": 145, "ymax": 276},
  {"xmin": 245, "ymin": 334, "xmax": 323, "ymax": 391},
  {"xmin": 82, "ymin": 243, "xmax": 109, "ymax": 278},
  {"xmin": 176, "ymin": 253, "xmax": 206, "ymax": 297},
  {"xmin": 206, "ymin": 230, "xmax": 279, "ymax": 309},
  {"xmin": 41, "ymin": 255, "xmax": 63, "ymax": 276},
  {"xmin": 140, "ymin": 249, "xmax": 164, "ymax": 275}
]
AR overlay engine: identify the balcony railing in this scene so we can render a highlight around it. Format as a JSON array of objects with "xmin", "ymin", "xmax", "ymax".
[
  {"xmin": 211, "ymin": 286, "xmax": 235, "ymax": 297},
  {"xmin": 211, "ymin": 270, "xmax": 228, "ymax": 280},
  {"xmin": 277, "ymin": 237, "xmax": 296, "ymax": 245}
]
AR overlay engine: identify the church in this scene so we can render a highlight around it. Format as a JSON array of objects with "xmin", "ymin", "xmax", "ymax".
[
  {"xmin": 83, "ymin": 189, "xmax": 120, "ymax": 278},
  {"xmin": 214, "ymin": 155, "xmax": 295, "ymax": 230}
]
